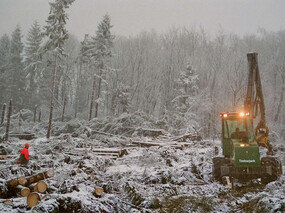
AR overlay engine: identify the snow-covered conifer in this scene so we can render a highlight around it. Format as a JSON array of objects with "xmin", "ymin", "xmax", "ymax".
[
  {"xmin": 24, "ymin": 21, "xmax": 43, "ymax": 108},
  {"xmin": 7, "ymin": 25, "xmax": 25, "ymax": 109},
  {"xmin": 88, "ymin": 14, "xmax": 115, "ymax": 119},
  {"xmin": 43, "ymin": 0, "xmax": 74, "ymax": 138},
  {"xmin": 170, "ymin": 62, "xmax": 199, "ymax": 134}
]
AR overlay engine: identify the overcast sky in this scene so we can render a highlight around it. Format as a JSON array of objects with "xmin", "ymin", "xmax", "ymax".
[{"xmin": 0, "ymin": 0, "xmax": 285, "ymax": 40}]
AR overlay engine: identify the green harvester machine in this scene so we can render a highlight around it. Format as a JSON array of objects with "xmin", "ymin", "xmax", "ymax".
[{"xmin": 213, "ymin": 53, "xmax": 282, "ymax": 184}]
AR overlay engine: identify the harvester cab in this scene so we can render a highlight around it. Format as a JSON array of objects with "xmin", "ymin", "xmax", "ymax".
[{"xmin": 213, "ymin": 53, "xmax": 282, "ymax": 184}]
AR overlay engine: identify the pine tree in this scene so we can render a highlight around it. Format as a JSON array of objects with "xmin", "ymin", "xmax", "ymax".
[
  {"xmin": 7, "ymin": 25, "xmax": 25, "ymax": 109},
  {"xmin": 24, "ymin": 21, "xmax": 42, "ymax": 108},
  {"xmin": 43, "ymin": 0, "xmax": 74, "ymax": 138},
  {"xmin": 0, "ymin": 34, "xmax": 10, "ymax": 103},
  {"xmin": 88, "ymin": 14, "xmax": 114, "ymax": 119}
]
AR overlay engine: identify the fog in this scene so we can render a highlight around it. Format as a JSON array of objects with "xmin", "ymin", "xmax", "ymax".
[{"xmin": 0, "ymin": 0, "xmax": 285, "ymax": 39}]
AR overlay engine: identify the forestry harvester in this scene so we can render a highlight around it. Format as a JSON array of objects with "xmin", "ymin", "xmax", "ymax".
[{"xmin": 213, "ymin": 53, "xmax": 282, "ymax": 184}]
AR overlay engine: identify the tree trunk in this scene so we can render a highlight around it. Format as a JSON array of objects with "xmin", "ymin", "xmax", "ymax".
[
  {"xmin": 89, "ymin": 74, "xmax": 96, "ymax": 121},
  {"xmin": 1, "ymin": 103, "xmax": 6, "ymax": 125},
  {"xmin": 274, "ymin": 71, "xmax": 285, "ymax": 122},
  {"xmin": 47, "ymin": 59, "xmax": 57, "ymax": 139},
  {"xmin": 38, "ymin": 109, "xmax": 41, "ymax": 122},
  {"xmin": 95, "ymin": 63, "xmax": 104, "ymax": 118},
  {"xmin": 74, "ymin": 63, "xmax": 81, "ymax": 118},
  {"xmin": 34, "ymin": 105, "xmax": 37, "ymax": 123},
  {"xmin": 61, "ymin": 95, "xmax": 66, "ymax": 122},
  {"xmin": 18, "ymin": 110, "xmax": 22, "ymax": 126},
  {"xmin": 4, "ymin": 100, "xmax": 12, "ymax": 141}
]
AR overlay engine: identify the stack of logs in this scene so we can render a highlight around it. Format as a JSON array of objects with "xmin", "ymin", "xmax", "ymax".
[
  {"xmin": 129, "ymin": 140, "xmax": 185, "ymax": 150},
  {"xmin": 68, "ymin": 147, "xmax": 128, "ymax": 160},
  {"xmin": 6, "ymin": 169, "xmax": 54, "ymax": 208}
]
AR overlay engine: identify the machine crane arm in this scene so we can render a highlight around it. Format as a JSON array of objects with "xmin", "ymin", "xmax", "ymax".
[{"xmin": 244, "ymin": 53, "xmax": 273, "ymax": 154}]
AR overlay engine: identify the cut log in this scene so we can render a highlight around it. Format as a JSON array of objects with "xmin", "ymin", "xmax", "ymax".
[
  {"xmin": 0, "ymin": 155, "xmax": 17, "ymax": 160},
  {"xmin": 90, "ymin": 130, "xmax": 128, "ymax": 140},
  {"xmin": 33, "ymin": 180, "xmax": 47, "ymax": 193},
  {"xmin": 131, "ymin": 141, "xmax": 161, "ymax": 147},
  {"xmin": 136, "ymin": 128, "xmax": 166, "ymax": 137},
  {"xmin": 26, "ymin": 169, "xmax": 54, "ymax": 186},
  {"xmin": 18, "ymin": 176, "xmax": 27, "ymax": 186},
  {"xmin": 3, "ymin": 199, "xmax": 12, "ymax": 205},
  {"xmin": 71, "ymin": 147, "xmax": 128, "ymax": 159},
  {"xmin": 8, "ymin": 133, "xmax": 35, "ymax": 140},
  {"xmin": 173, "ymin": 134, "xmax": 202, "ymax": 142},
  {"xmin": 170, "ymin": 144, "xmax": 185, "ymax": 150},
  {"xmin": 93, "ymin": 187, "xmax": 103, "ymax": 198},
  {"xmin": 17, "ymin": 185, "xmax": 30, "ymax": 197},
  {"xmin": 27, "ymin": 192, "xmax": 41, "ymax": 207},
  {"xmin": 7, "ymin": 176, "xmax": 27, "ymax": 187},
  {"xmin": 95, "ymin": 153, "xmax": 119, "ymax": 157}
]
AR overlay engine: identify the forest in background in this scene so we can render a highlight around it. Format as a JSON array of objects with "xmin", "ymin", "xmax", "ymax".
[{"xmin": 0, "ymin": 1, "xmax": 284, "ymax": 140}]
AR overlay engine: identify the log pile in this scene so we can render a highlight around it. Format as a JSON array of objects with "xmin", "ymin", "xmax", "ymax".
[
  {"xmin": 5, "ymin": 169, "xmax": 54, "ymax": 208},
  {"xmin": 130, "ymin": 141, "xmax": 185, "ymax": 150},
  {"xmin": 8, "ymin": 133, "xmax": 35, "ymax": 140},
  {"xmin": 173, "ymin": 133, "xmax": 202, "ymax": 142},
  {"xmin": 136, "ymin": 128, "xmax": 166, "ymax": 137},
  {"xmin": 72, "ymin": 147, "xmax": 128, "ymax": 159}
]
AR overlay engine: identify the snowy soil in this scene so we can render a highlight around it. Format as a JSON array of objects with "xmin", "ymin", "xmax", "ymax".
[{"xmin": 0, "ymin": 117, "xmax": 284, "ymax": 212}]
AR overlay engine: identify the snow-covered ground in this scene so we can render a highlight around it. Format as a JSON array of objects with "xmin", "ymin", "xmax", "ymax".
[{"xmin": 0, "ymin": 117, "xmax": 284, "ymax": 212}]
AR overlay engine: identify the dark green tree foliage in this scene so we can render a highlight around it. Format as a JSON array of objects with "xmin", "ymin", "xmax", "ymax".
[
  {"xmin": 24, "ymin": 21, "xmax": 43, "ymax": 108},
  {"xmin": 43, "ymin": 0, "xmax": 74, "ymax": 138},
  {"xmin": 0, "ymin": 34, "xmax": 10, "ymax": 103},
  {"xmin": 8, "ymin": 25, "xmax": 25, "ymax": 109}
]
